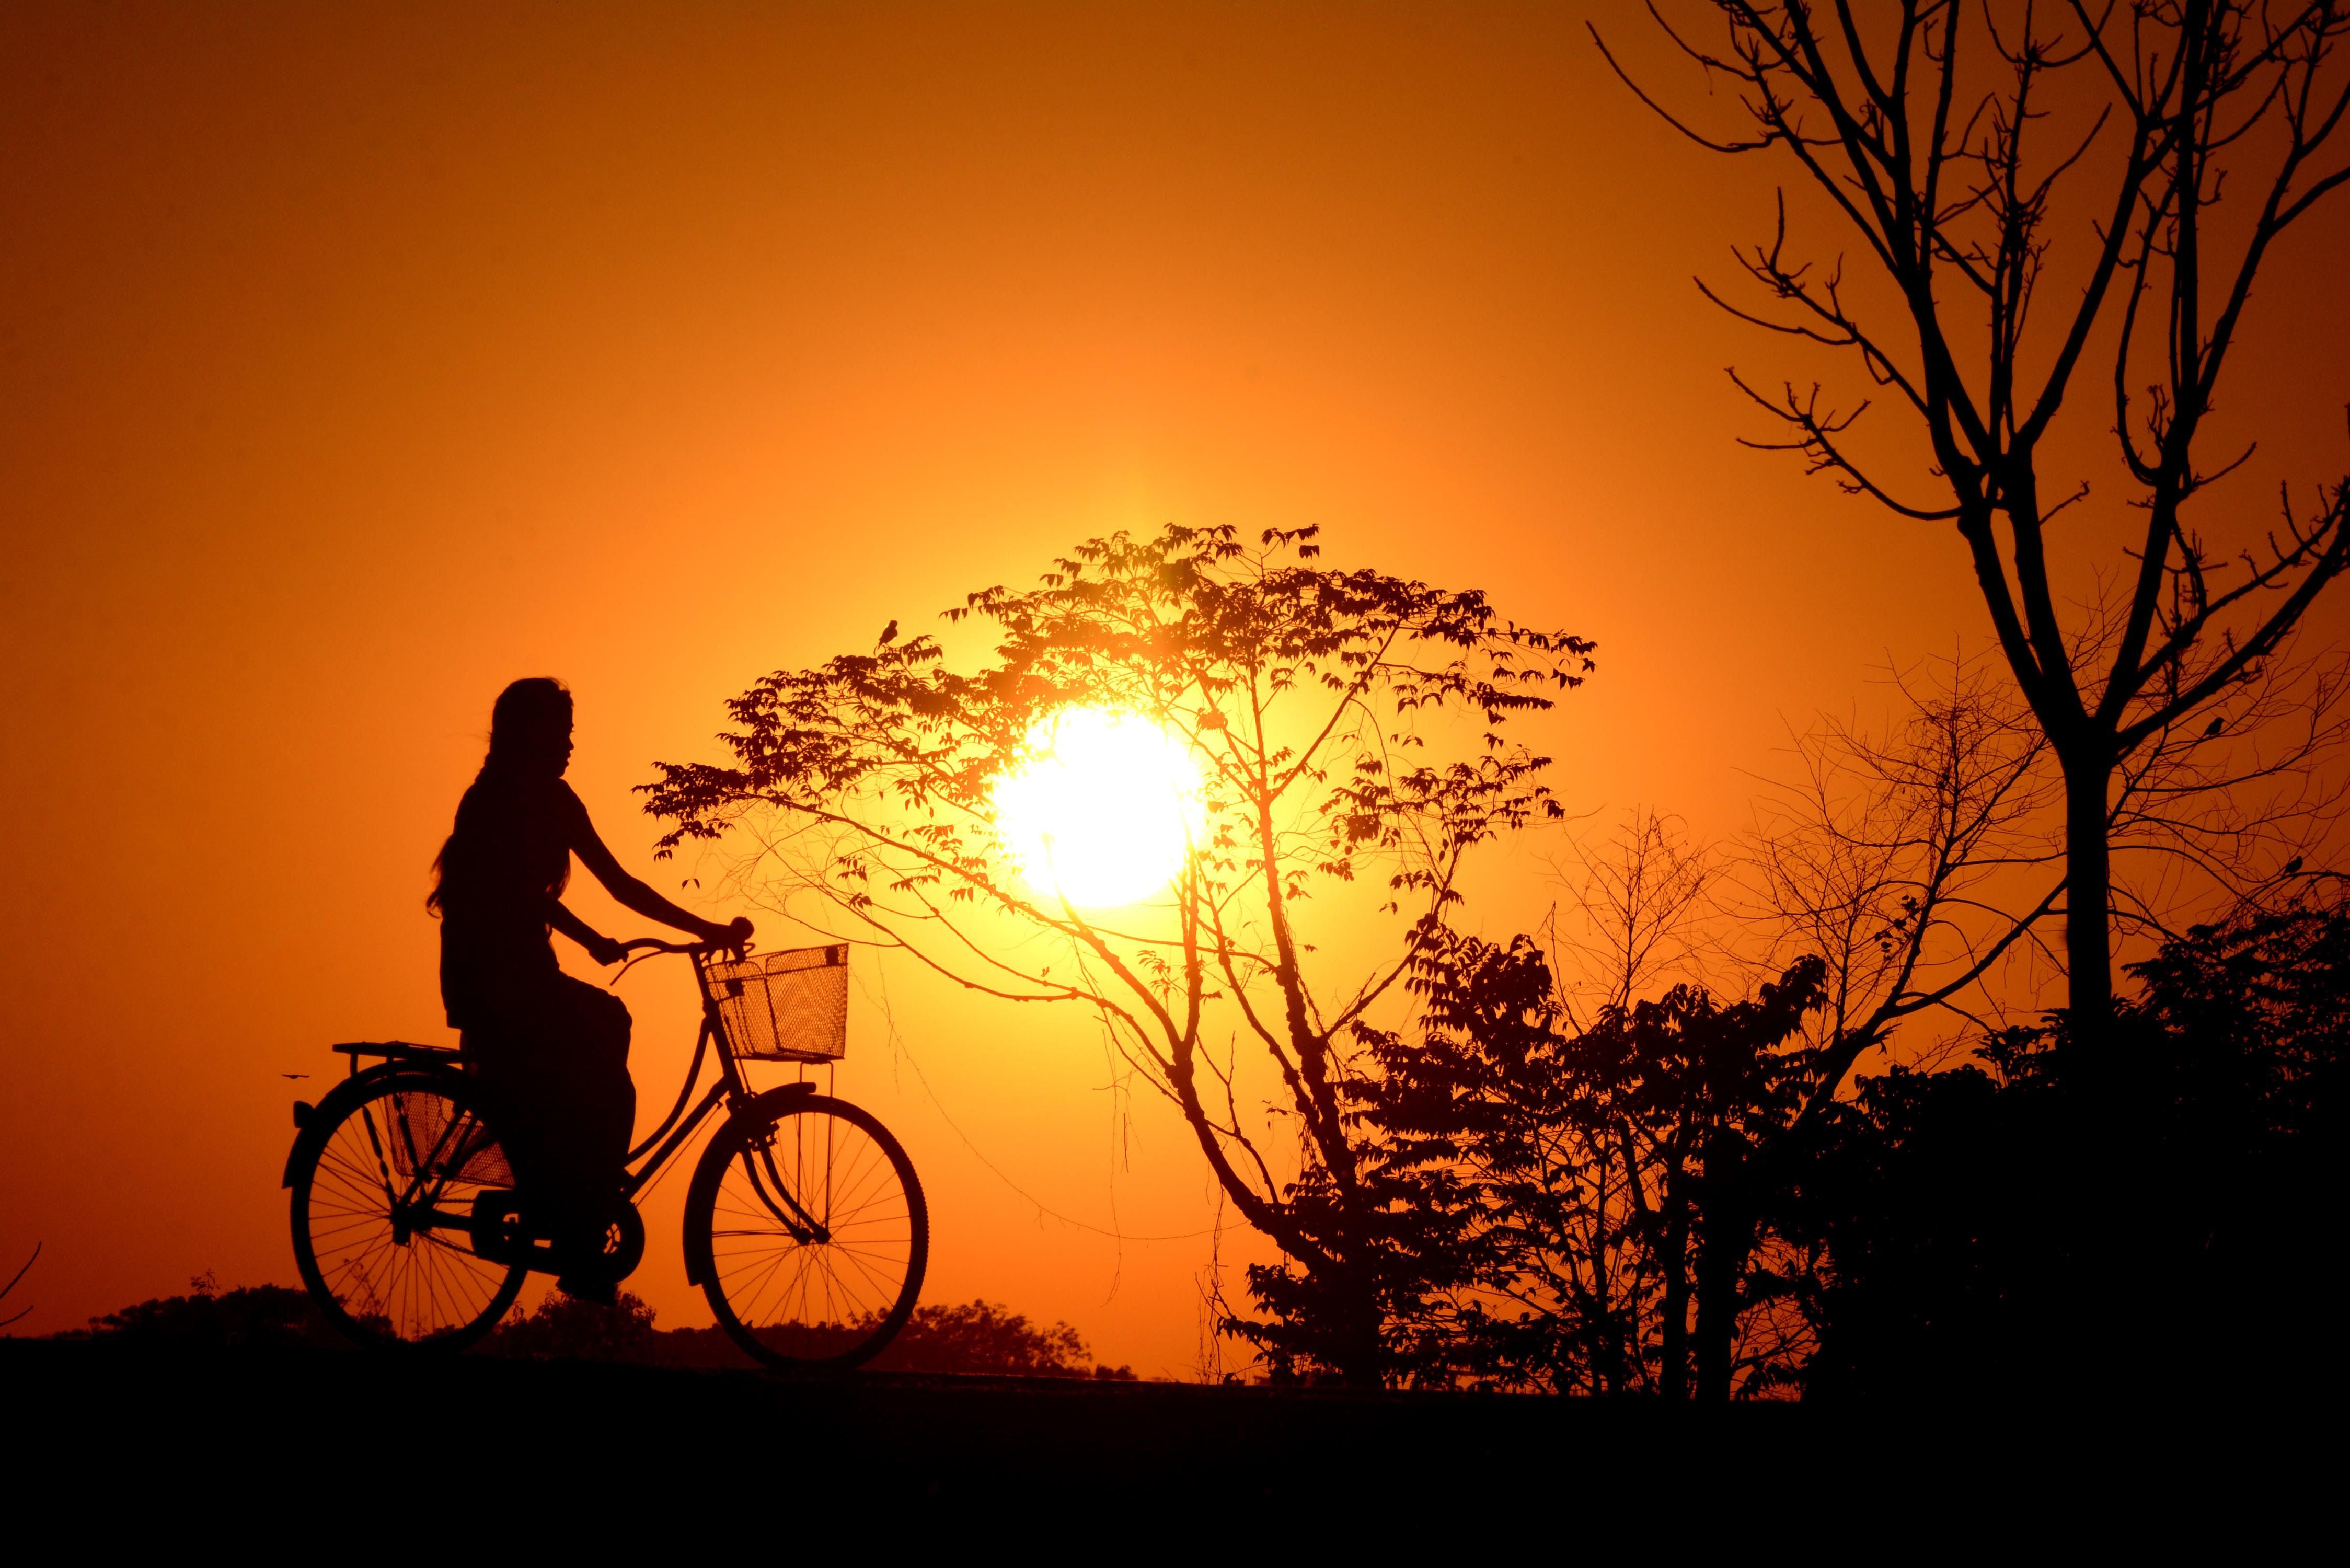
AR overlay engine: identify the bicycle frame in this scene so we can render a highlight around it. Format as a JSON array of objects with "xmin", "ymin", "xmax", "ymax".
[
  {"xmin": 615, "ymin": 943, "xmax": 746, "ymax": 1169},
  {"xmin": 612, "ymin": 940, "xmax": 834, "ymax": 1242},
  {"xmin": 617, "ymin": 1017, "xmax": 736, "ymax": 1197},
  {"xmin": 320, "ymin": 938, "xmax": 833, "ymax": 1255}
]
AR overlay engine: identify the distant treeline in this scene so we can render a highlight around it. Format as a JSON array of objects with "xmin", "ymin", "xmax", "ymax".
[
  {"xmin": 1240, "ymin": 894, "xmax": 2350, "ymax": 1400},
  {"xmin": 63, "ymin": 1284, "xmax": 1136, "ymax": 1381}
]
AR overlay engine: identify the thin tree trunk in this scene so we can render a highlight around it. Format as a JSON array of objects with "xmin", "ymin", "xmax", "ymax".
[
  {"xmin": 1658, "ymin": 1192, "xmax": 1690, "ymax": 1401},
  {"xmin": 2061, "ymin": 751, "xmax": 2127, "ymax": 1392},
  {"xmin": 1344, "ymin": 1288, "xmax": 1384, "ymax": 1387},
  {"xmin": 1692, "ymin": 1146, "xmax": 1749, "ymax": 1403},
  {"xmin": 1591, "ymin": 1189, "xmax": 1620, "ymax": 1396},
  {"xmin": 2063, "ymin": 757, "xmax": 2114, "ymax": 1036}
]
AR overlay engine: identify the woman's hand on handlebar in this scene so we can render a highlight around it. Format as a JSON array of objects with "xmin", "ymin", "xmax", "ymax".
[
  {"xmin": 612, "ymin": 919, "xmax": 752, "ymax": 962},
  {"xmin": 584, "ymin": 932, "xmax": 629, "ymax": 967},
  {"xmin": 701, "ymin": 916, "xmax": 754, "ymax": 953}
]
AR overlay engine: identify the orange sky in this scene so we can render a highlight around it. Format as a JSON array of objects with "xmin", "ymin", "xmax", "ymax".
[{"xmin": 5, "ymin": 2, "xmax": 2345, "ymax": 1369}]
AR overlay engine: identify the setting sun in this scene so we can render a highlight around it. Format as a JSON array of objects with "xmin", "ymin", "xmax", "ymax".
[{"xmin": 991, "ymin": 707, "xmax": 1204, "ymax": 908}]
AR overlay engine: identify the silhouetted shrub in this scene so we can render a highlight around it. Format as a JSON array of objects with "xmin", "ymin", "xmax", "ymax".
[
  {"xmin": 1785, "ymin": 1035, "xmax": 2073, "ymax": 1400},
  {"xmin": 641, "ymin": 1299, "xmax": 1122, "ymax": 1375},
  {"xmin": 866, "ymin": 1299, "xmax": 1097, "ymax": 1375},
  {"xmin": 1793, "ymin": 898, "xmax": 2350, "ymax": 1401},
  {"xmin": 484, "ymin": 1290, "xmax": 662, "ymax": 1363},
  {"xmin": 76, "ymin": 1272, "xmax": 340, "ymax": 1350},
  {"xmin": 69, "ymin": 1277, "xmax": 1131, "ymax": 1380},
  {"xmin": 658, "ymin": 1299, "xmax": 1116, "ymax": 1376}
]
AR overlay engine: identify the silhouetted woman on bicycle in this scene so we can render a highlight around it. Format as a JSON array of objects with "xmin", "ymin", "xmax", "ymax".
[{"xmin": 427, "ymin": 677, "xmax": 748, "ymax": 1302}]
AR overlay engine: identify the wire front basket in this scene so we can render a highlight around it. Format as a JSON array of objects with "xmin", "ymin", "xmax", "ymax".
[{"xmin": 697, "ymin": 943, "xmax": 850, "ymax": 1063}]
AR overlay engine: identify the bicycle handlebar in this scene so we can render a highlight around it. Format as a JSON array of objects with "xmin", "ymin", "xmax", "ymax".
[
  {"xmin": 611, "ymin": 934, "xmax": 751, "ymax": 985},
  {"xmin": 618, "ymin": 936, "xmax": 717, "ymax": 956}
]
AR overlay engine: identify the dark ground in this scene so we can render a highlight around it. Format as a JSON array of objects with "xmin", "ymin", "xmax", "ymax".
[{"xmin": 1, "ymin": 1338, "xmax": 2329, "ymax": 1539}]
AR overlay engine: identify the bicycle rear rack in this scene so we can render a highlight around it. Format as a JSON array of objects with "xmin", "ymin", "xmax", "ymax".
[{"xmin": 331, "ymin": 1040, "xmax": 461, "ymax": 1064}]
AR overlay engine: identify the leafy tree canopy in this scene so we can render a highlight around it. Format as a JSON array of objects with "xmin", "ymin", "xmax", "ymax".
[{"xmin": 643, "ymin": 524, "xmax": 1593, "ymax": 1381}]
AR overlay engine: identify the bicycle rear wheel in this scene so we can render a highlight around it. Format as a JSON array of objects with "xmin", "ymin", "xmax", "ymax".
[
  {"xmin": 684, "ymin": 1091, "xmax": 927, "ymax": 1369},
  {"xmin": 289, "ymin": 1073, "xmax": 527, "ymax": 1350}
]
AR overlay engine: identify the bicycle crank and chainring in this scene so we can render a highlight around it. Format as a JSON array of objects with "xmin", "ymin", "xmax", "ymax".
[
  {"xmin": 590, "ymin": 1202, "xmax": 647, "ymax": 1283},
  {"xmin": 467, "ymin": 1192, "xmax": 646, "ymax": 1283}
]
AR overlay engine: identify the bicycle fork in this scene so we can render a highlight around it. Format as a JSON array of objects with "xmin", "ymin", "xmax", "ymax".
[{"xmin": 738, "ymin": 1133, "xmax": 833, "ymax": 1246}]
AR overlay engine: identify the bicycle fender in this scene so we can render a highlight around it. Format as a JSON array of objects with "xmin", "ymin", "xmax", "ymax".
[{"xmin": 279, "ymin": 1064, "xmax": 470, "ymax": 1187}]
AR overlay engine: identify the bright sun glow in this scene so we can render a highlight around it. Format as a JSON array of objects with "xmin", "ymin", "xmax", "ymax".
[{"xmin": 991, "ymin": 706, "xmax": 1205, "ymax": 908}]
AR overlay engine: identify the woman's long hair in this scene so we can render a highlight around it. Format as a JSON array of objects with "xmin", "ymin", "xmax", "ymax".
[{"xmin": 427, "ymin": 678, "xmax": 575, "ymax": 915}]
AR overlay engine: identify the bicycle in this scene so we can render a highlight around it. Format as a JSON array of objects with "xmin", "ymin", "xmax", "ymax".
[{"xmin": 282, "ymin": 938, "xmax": 927, "ymax": 1368}]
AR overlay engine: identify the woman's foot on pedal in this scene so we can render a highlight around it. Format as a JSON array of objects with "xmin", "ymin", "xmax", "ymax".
[{"xmin": 557, "ymin": 1274, "xmax": 618, "ymax": 1307}]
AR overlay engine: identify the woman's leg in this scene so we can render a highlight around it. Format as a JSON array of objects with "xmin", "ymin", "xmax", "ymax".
[
  {"xmin": 462, "ymin": 1027, "xmax": 558, "ymax": 1206},
  {"xmin": 553, "ymin": 976, "xmax": 635, "ymax": 1179},
  {"xmin": 465, "ymin": 980, "xmax": 635, "ymax": 1284},
  {"xmin": 529, "ymin": 980, "xmax": 635, "ymax": 1298}
]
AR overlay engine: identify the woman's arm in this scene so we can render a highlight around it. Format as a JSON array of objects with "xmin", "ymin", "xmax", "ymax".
[
  {"xmin": 545, "ymin": 896, "xmax": 627, "ymax": 966},
  {"xmin": 562, "ymin": 785, "xmax": 744, "ymax": 944}
]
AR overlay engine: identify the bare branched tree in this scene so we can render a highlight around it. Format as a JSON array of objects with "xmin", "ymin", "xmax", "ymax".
[
  {"xmin": 1375, "ymin": 652, "xmax": 2343, "ymax": 1397},
  {"xmin": 2100, "ymin": 641, "xmax": 2350, "ymax": 935},
  {"xmin": 1741, "ymin": 642, "xmax": 2348, "ymax": 1056},
  {"xmin": 1437, "ymin": 668, "xmax": 2061, "ymax": 1399},
  {"xmin": 1741, "ymin": 659, "xmax": 2065, "ymax": 1085},
  {"xmin": 1605, "ymin": 1, "xmax": 2350, "ymax": 1037},
  {"xmin": 1547, "ymin": 809, "xmax": 1721, "ymax": 1023}
]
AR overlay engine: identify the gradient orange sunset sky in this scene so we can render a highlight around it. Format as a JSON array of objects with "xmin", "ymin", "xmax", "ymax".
[{"xmin": 5, "ymin": 2, "xmax": 2346, "ymax": 1370}]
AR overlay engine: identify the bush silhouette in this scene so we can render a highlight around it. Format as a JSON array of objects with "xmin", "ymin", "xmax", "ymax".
[
  {"xmin": 65, "ymin": 1276, "xmax": 1135, "ymax": 1380},
  {"xmin": 485, "ymin": 1290, "xmax": 662, "ymax": 1363},
  {"xmin": 75, "ymin": 1272, "xmax": 340, "ymax": 1350},
  {"xmin": 658, "ymin": 1299, "xmax": 1131, "ymax": 1377}
]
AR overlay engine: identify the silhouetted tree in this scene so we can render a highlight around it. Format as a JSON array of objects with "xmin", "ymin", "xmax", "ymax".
[
  {"xmin": 1365, "ymin": 934, "xmax": 1829, "ymax": 1399},
  {"xmin": 1740, "ymin": 662, "xmax": 2062, "ymax": 1046},
  {"xmin": 1549, "ymin": 809, "xmax": 1724, "ymax": 1024},
  {"xmin": 1608, "ymin": 2, "xmax": 2350, "ymax": 1037},
  {"xmin": 1343, "ymin": 679, "xmax": 2055, "ymax": 1399},
  {"xmin": 644, "ymin": 524, "xmax": 1592, "ymax": 1382}
]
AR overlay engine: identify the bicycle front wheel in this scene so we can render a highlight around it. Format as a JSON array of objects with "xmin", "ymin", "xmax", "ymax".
[
  {"xmin": 289, "ymin": 1073, "xmax": 527, "ymax": 1350},
  {"xmin": 684, "ymin": 1090, "xmax": 928, "ymax": 1369}
]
